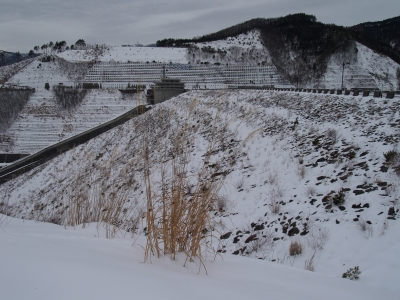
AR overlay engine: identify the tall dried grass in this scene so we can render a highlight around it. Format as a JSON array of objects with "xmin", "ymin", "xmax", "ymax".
[{"xmin": 142, "ymin": 101, "xmax": 234, "ymax": 272}]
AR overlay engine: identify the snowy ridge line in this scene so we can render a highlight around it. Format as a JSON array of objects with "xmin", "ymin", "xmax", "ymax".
[{"xmin": 0, "ymin": 105, "xmax": 149, "ymax": 184}]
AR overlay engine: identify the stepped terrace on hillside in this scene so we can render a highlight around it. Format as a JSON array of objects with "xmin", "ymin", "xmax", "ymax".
[
  {"xmin": 83, "ymin": 62, "xmax": 291, "ymax": 89},
  {"xmin": 0, "ymin": 88, "xmax": 141, "ymax": 156}
]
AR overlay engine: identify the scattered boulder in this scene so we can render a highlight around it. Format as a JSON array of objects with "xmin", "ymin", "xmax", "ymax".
[
  {"xmin": 244, "ymin": 234, "xmax": 258, "ymax": 243},
  {"xmin": 288, "ymin": 227, "xmax": 300, "ymax": 236},
  {"xmin": 388, "ymin": 207, "xmax": 396, "ymax": 216},
  {"xmin": 353, "ymin": 190, "xmax": 365, "ymax": 195},
  {"xmin": 220, "ymin": 232, "xmax": 232, "ymax": 239},
  {"xmin": 254, "ymin": 224, "xmax": 265, "ymax": 231}
]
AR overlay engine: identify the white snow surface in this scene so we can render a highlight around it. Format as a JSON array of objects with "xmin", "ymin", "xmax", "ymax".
[
  {"xmin": 1, "ymin": 90, "xmax": 400, "ymax": 295},
  {"xmin": 0, "ymin": 216, "xmax": 396, "ymax": 300}
]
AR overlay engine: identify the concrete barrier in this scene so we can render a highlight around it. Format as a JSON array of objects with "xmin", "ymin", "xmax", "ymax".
[
  {"xmin": 345, "ymin": 90, "xmax": 350, "ymax": 95},
  {"xmin": 386, "ymin": 92, "xmax": 395, "ymax": 99},
  {"xmin": 373, "ymin": 91, "xmax": 382, "ymax": 98},
  {"xmin": 337, "ymin": 90, "xmax": 342, "ymax": 95},
  {"xmin": 0, "ymin": 105, "xmax": 149, "ymax": 185}
]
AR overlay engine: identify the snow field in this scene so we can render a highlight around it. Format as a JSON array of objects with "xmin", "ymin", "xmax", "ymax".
[{"xmin": 0, "ymin": 217, "xmax": 396, "ymax": 300}]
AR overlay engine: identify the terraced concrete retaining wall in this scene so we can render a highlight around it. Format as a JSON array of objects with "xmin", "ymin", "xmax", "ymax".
[{"xmin": 0, "ymin": 105, "xmax": 149, "ymax": 185}]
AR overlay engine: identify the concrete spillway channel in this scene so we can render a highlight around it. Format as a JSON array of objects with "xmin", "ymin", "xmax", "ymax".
[{"xmin": 0, "ymin": 105, "xmax": 149, "ymax": 185}]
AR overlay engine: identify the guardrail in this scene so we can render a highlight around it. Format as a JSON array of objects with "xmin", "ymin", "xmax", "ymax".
[{"xmin": 0, "ymin": 105, "xmax": 149, "ymax": 185}]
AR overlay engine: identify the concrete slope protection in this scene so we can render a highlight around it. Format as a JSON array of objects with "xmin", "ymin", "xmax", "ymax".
[{"xmin": 0, "ymin": 105, "xmax": 149, "ymax": 184}]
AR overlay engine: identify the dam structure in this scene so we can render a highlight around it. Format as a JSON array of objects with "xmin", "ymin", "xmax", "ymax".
[{"xmin": 83, "ymin": 62, "xmax": 290, "ymax": 89}]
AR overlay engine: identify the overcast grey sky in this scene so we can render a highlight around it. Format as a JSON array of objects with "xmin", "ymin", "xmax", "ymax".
[{"xmin": 0, "ymin": 0, "xmax": 398, "ymax": 52}]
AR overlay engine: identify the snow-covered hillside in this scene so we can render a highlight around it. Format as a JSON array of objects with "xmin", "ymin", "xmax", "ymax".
[
  {"xmin": 7, "ymin": 59, "xmax": 72, "ymax": 88},
  {"xmin": 0, "ymin": 57, "xmax": 39, "ymax": 83},
  {"xmin": 56, "ymin": 30, "xmax": 267, "ymax": 66},
  {"xmin": 186, "ymin": 30, "xmax": 271, "ymax": 66},
  {"xmin": 318, "ymin": 42, "xmax": 400, "ymax": 90},
  {"xmin": 1, "ymin": 90, "xmax": 400, "ymax": 294},
  {"xmin": 57, "ymin": 46, "xmax": 188, "ymax": 64}
]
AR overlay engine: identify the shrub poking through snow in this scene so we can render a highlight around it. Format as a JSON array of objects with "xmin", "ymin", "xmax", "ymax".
[
  {"xmin": 342, "ymin": 266, "xmax": 361, "ymax": 280},
  {"xmin": 305, "ymin": 227, "xmax": 330, "ymax": 250},
  {"xmin": 348, "ymin": 150, "xmax": 356, "ymax": 160},
  {"xmin": 332, "ymin": 188, "xmax": 346, "ymax": 206},
  {"xmin": 356, "ymin": 217, "xmax": 373, "ymax": 239},
  {"xmin": 304, "ymin": 252, "xmax": 316, "ymax": 272},
  {"xmin": 289, "ymin": 240, "xmax": 303, "ymax": 256},
  {"xmin": 384, "ymin": 150, "xmax": 399, "ymax": 164}
]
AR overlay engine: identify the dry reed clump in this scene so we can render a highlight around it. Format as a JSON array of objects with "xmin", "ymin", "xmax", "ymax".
[
  {"xmin": 304, "ymin": 252, "xmax": 315, "ymax": 271},
  {"xmin": 305, "ymin": 227, "xmax": 330, "ymax": 250},
  {"xmin": 289, "ymin": 240, "xmax": 303, "ymax": 256},
  {"xmin": 142, "ymin": 100, "xmax": 238, "ymax": 272},
  {"xmin": 356, "ymin": 217, "xmax": 373, "ymax": 239}
]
